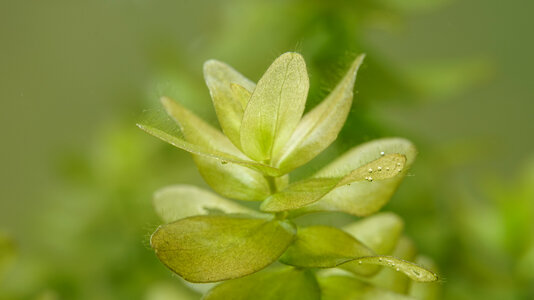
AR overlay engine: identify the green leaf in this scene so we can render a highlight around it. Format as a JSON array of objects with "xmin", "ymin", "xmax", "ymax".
[
  {"xmin": 295, "ymin": 138, "xmax": 417, "ymax": 216},
  {"xmin": 240, "ymin": 52, "xmax": 309, "ymax": 162},
  {"xmin": 278, "ymin": 225, "xmax": 429, "ymax": 280},
  {"xmin": 152, "ymin": 185, "xmax": 259, "ymax": 223},
  {"xmin": 408, "ymin": 256, "xmax": 440, "ymax": 300},
  {"xmin": 151, "ymin": 215, "xmax": 296, "ymax": 283},
  {"xmin": 137, "ymin": 123, "xmax": 282, "ymax": 176},
  {"xmin": 203, "ymin": 60, "xmax": 256, "ymax": 149},
  {"xmin": 340, "ymin": 213, "xmax": 403, "ymax": 276},
  {"xmin": 279, "ymin": 226, "xmax": 375, "ymax": 271},
  {"xmin": 230, "ymin": 83, "xmax": 252, "ymax": 110},
  {"xmin": 273, "ymin": 54, "xmax": 365, "ymax": 173},
  {"xmin": 343, "ymin": 212, "xmax": 404, "ymax": 255},
  {"xmin": 260, "ymin": 154, "xmax": 406, "ymax": 212},
  {"xmin": 318, "ymin": 275, "xmax": 417, "ymax": 300},
  {"xmin": 203, "ymin": 267, "xmax": 320, "ymax": 300},
  {"xmin": 160, "ymin": 97, "xmax": 272, "ymax": 200}
]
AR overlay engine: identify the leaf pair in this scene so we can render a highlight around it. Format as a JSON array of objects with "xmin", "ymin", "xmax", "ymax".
[
  {"xmin": 139, "ymin": 52, "xmax": 365, "ymax": 180},
  {"xmin": 279, "ymin": 224, "xmax": 437, "ymax": 282}
]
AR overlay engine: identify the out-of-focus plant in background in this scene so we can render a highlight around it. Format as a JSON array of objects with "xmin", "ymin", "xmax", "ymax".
[{"xmin": 0, "ymin": 0, "xmax": 533, "ymax": 299}]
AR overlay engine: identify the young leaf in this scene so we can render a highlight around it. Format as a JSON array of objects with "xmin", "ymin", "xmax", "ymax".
[
  {"xmin": 152, "ymin": 185, "xmax": 259, "ymax": 223},
  {"xmin": 260, "ymin": 154, "xmax": 406, "ymax": 212},
  {"xmin": 204, "ymin": 60, "xmax": 256, "ymax": 149},
  {"xmin": 318, "ymin": 275, "xmax": 417, "ymax": 300},
  {"xmin": 279, "ymin": 226, "xmax": 375, "ymax": 271},
  {"xmin": 240, "ymin": 52, "xmax": 309, "ymax": 162},
  {"xmin": 203, "ymin": 267, "xmax": 320, "ymax": 300},
  {"xmin": 295, "ymin": 138, "xmax": 417, "ymax": 216},
  {"xmin": 230, "ymin": 83, "xmax": 252, "ymax": 110},
  {"xmin": 161, "ymin": 97, "xmax": 273, "ymax": 200},
  {"xmin": 273, "ymin": 54, "xmax": 365, "ymax": 173},
  {"xmin": 137, "ymin": 123, "xmax": 282, "ymax": 176},
  {"xmin": 150, "ymin": 215, "xmax": 296, "ymax": 283}
]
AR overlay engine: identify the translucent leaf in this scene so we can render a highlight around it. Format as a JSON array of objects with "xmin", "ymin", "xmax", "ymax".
[
  {"xmin": 240, "ymin": 52, "xmax": 309, "ymax": 162},
  {"xmin": 260, "ymin": 154, "xmax": 406, "ymax": 212},
  {"xmin": 277, "ymin": 224, "xmax": 434, "ymax": 282},
  {"xmin": 152, "ymin": 185, "xmax": 259, "ymax": 223},
  {"xmin": 273, "ymin": 54, "xmax": 365, "ymax": 173},
  {"xmin": 318, "ymin": 275, "xmax": 417, "ymax": 300},
  {"xmin": 230, "ymin": 83, "xmax": 252, "ymax": 110},
  {"xmin": 408, "ymin": 256, "xmax": 440, "ymax": 300},
  {"xmin": 151, "ymin": 215, "xmax": 296, "ymax": 283},
  {"xmin": 279, "ymin": 226, "xmax": 375, "ymax": 270},
  {"xmin": 137, "ymin": 123, "xmax": 282, "ymax": 176},
  {"xmin": 203, "ymin": 267, "xmax": 320, "ymax": 300},
  {"xmin": 204, "ymin": 59, "xmax": 256, "ymax": 149},
  {"xmin": 340, "ymin": 213, "xmax": 404, "ymax": 275},
  {"xmin": 343, "ymin": 212, "xmax": 404, "ymax": 255},
  {"xmin": 296, "ymin": 138, "xmax": 417, "ymax": 216},
  {"xmin": 160, "ymin": 97, "xmax": 272, "ymax": 200},
  {"xmin": 368, "ymin": 237, "xmax": 418, "ymax": 293}
]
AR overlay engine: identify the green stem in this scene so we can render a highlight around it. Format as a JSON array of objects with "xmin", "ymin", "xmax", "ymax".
[{"xmin": 265, "ymin": 175, "xmax": 278, "ymax": 194}]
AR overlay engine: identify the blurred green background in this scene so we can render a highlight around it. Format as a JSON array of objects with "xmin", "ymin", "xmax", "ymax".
[{"xmin": 1, "ymin": 0, "xmax": 533, "ymax": 299}]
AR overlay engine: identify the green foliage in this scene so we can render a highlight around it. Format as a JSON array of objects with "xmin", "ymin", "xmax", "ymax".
[{"xmin": 141, "ymin": 52, "xmax": 439, "ymax": 298}]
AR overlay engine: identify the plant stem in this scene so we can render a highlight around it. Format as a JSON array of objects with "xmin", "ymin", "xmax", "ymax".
[{"xmin": 265, "ymin": 175, "xmax": 278, "ymax": 194}]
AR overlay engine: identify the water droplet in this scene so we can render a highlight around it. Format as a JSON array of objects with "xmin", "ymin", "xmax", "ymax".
[
  {"xmin": 377, "ymin": 166, "xmax": 382, "ymax": 171},
  {"xmin": 358, "ymin": 261, "xmax": 363, "ymax": 265},
  {"xmin": 367, "ymin": 177, "xmax": 373, "ymax": 182},
  {"xmin": 368, "ymin": 168, "xmax": 373, "ymax": 173},
  {"xmin": 378, "ymin": 258, "xmax": 383, "ymax": 262},
  {"xmin": 386, "ymin": 167, "xmax": 390, "ymax": 171},
  {"xmin": 397, "ymin": 162, "xmax": 401, "ymax": 166},
  {"xmin": 380, "ymin": 151, "xmax": 385, "ymax": 156},
  {"xmin": 221, "ymin": 160, "xmax": 228, "ymax": 165},
  {"xmin": 396, "ymin": 268, "xmax": 400, "ymax": 272}
]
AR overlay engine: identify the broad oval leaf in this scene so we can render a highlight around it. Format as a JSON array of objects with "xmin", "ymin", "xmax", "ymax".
[
  {"xmin": 260, "ymin": 154, "xmax": 406, "ymax": 212},
  {"xmin": 152, "ymin": 185, "xmax": 258, "ymax": 223},
  {"xmin": 203, "ymin": 59, "xmax": 256, "ymax": 149},
  {"xmin": 318, "ymin": 275, "xmax": 417, "ymax": 300},
  {"xmin": 240, "ymin": 52, "xmax": 309, "ymax": 162},
  {"xmin": 137, "ymin": 123, "xmax": 282, "ymax": 176},
  {"xmin": 161, "ymin": 97, "xmax": 271, "ymax": 200},
  {"xmin": 273, "ymin": 54, "xmax": 365, "ymax": 173},
  {"xmin": 203, "ymin": 267, "xmax": 320, "ymax": 300},
  {"xmin": 296, "ymin": 138, "xmax": 417, "ymax": 216},
  {"xmin": 343, "ymin": 212, "xmax": 404, "ymax": 255},
  {"xmin": 151, "ymin": 215, "xmax": 296, "ymax": 283},
  {"xmin": 279, "ymin": 226, "xmax": 375, "ymax": 273}
]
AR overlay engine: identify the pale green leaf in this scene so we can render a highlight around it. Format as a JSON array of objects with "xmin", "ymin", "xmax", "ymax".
[
  {"xmin": 137, "ymin": 123, "xmax": 282, "ymax": 176},
  {"xmin": 351, "ymin": 255, "xmax": 438, "ymax": 283},
  {"xmin": 203, "ymin": 267, "xmax": 320, "ymax": 300},
  {"xmin": 296, "ymin": 138, "xmax": 417, "ymax": 216},
  {"xmin": 273, "ymin": 54, "xmax": 365, "ymax": 173},
  {"xmin": 240, "ymin": 52, "xmax": 309, "ymax": 161},
  {"xmin": 279, "ymin": 226, "xmax": 375, "ymax": 272},
  {"xmin": 334, "ymin": 213, "xmax": 404, "ymax": 276},
  {"xmin": 230, "ymin": 83, "xmax": 252, "ymax": 110},
  {"xmin": 343, "ymin": 212, "xmax": 404, "ymax": 255},
  {"xmin": 203, "ymin": 59, "xmax": 255, "ymax": 148},
  {"xmin": 152, "ymin": 185, "xmax": 259, "ymax": 223},
  {"xmin": 160, "ymin": 97, "xmax": 273, "ymax": 200},
  {"xmin": 318, "ymin": 275, "xmax": 416, "ymax": 300},
  {"xmin": 151, "ymin": 215, "xmax": 296, "ymax": 283},
  {"xmin": 368, "ymin": 237, "xmax": 418, "ymax": 293},
  {"xmin": 408, "ymin": 256, "xmax": 441, "ymax": 300},
  {"xmin": 260, "ymin": 154, "xmax": 406, "ymax": 212}
]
